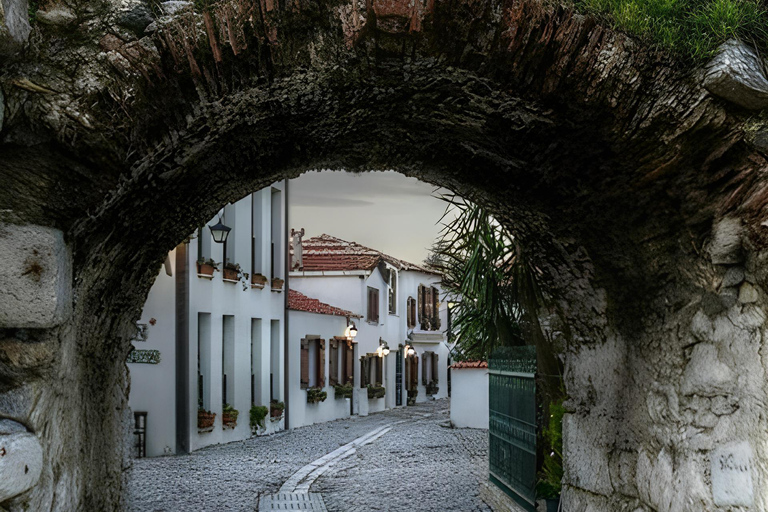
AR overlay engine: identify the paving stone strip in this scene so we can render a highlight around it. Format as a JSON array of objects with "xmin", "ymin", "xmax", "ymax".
[{"xmin": 260, "ymin": 424, "xmax": 396, "ymax": 511}]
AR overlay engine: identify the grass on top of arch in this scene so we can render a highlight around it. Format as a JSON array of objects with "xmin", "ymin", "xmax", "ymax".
[{"xmin": 572, "ymin": 0, "xmax": 768, "ymax": 62}]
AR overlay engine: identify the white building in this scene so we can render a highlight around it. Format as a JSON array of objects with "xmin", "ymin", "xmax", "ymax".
[
  {"xmin": 449, "ymin": 361, "xmax": 489, "ymax": 429},
  {"xmin": 287, "ymin": 234, "xmax": 450, "ymax": 429},
  {"xmin": 128, "ymin": 182, "xmax": 288, "ymax": 457}
]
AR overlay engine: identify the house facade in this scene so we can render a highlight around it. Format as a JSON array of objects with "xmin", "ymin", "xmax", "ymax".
[
  {"xmin": 128, "ymin": 182, "xmax": 288, "ymax": 457},
  {"xmin": 287, "ymin": 234, "xmax": 449, "ymax": 428}
]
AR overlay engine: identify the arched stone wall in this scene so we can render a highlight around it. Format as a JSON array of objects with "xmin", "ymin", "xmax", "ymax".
[{"xmin": 2, "ymin": 0, "xmax": 768, "ymax": 510}]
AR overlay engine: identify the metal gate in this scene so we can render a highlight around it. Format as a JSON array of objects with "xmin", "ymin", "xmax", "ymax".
[
  {"xmin": 488, "ymin": 346, "xmax": 537, "ymax": 511},
  {"xmin": 395, "ymin": 349, "xmax": 403, "ymax": 406}
]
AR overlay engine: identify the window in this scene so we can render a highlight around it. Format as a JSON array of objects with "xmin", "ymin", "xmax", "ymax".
[
  {"xmin": 360, "ymin": 353, "xmax": 383, "ymax": 387},
  {"xmin": 418, "ymin": 285, "xmax": 441, "ymax": 331},
  {"xmin": 406, "ymin": 297, "xmax": 416, "ymax": 328},
  {"xmin": 388, "ymin": 268, "xmax": 397, "ymax": 314},
  {"xmin": 367, "ymin": 287, "xmax": 379, "ymax": 324},
  {"xmin": 330, "ymin": 337, "xmax": 355, "ymax": 386},
  {"xmin": 422, "ymin": 351, "xmax": 439, "ymax": 387},
  {"xmin": 300, "ymin": 337, "xmax": 325, "ymax": 389}
]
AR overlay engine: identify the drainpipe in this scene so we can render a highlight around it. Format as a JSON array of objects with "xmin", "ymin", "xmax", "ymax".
[{"xmin": 283, "ymin": 179, "xmax": 290, "ymax": 429}]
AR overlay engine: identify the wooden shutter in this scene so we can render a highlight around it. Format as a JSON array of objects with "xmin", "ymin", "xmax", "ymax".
[
  {"xmin": 432, "ymin": 287, "xmax": 441, "ymax": 330},
  {"xmin": 413, "ymin": 356, "xmax": 419, "ymax": 389},
  {"xmin": 329, "ymin": 339, "xmax": 339, "ymax": 386},
  {"xmin": 318, "ymin": 339, "xmax": 326, "ymax": 387},
  {"xmin": 376, "ymin": 356, "xmax": 383, "ymax": 386},
  {"xmin": 422, "ymin": 351, "xmax": 429, "ymax": 385},
  {"xmin": 405, "ymin": 356, "xmax": 411, "ymax": 391},
  {"xmin": 360, "ymin": 356, "xmax": 368, "ymax": 387},
  {"xmin": 432, "ymin": 352, "xmax": 439, "ymax": 383},
  {"xmin": 418, "ymin": 285, "xmax": 425, "ymax": 327},
  {"xmin": 345, "ymin": 341, "xmax": 354, "ymax": 384},
  {"xmin": 300, "ymin": 338, "xmax": 309, "ymax": 389},
  {"xmin": 373, "ymin": 289, "xmax": 379, "ymax": 323}
]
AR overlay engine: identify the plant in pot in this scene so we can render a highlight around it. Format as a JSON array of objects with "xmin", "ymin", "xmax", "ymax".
[
  {"xmin": 197, "ymin": 407, "xmax": 216, "ymax": 431},
  {"xmin": 537, "ymin": 398, "xmax": 564, "ymax": 512},
  {"xmin": 222, "ymin": 262, "xmax": 241, "ymax": 282},
  {"xmin": 426, "ymin": 380, "xmax": 439, "ymax": 395},
  {"xmin": 306, "ymin": 387, "xmax": 328, "ymax": 404},
  {"xmin": 271, "ymin": 277, "xmax": 284, "ymax": 291},
  {"xmin": 251, "ymin": 273, "xmax": 268, "ymax": 289},
  {"xmin": 197, "ymin": 258, "xmax": 218, "ymax": 277},
  {"xmin": 367, "ymin": 383, "xmax": 385, "ymax": 399},
  {"xmin": 334, "ymin": 383, "xmax": 353, "ymax": 399},
  {"xmin": 249, "ymin": 405, "xmax": 268, "ymax": 434},
  {"xmin": 270, "ymin": 400, "xmax": 285, "ymax": 420},
  {"xmin": 407, "ymin": 388, "xmax": 418, "ymax": 406},
  {"xmin": 222, "ymin": 403, "xmax": 239, "ymax": 429}
]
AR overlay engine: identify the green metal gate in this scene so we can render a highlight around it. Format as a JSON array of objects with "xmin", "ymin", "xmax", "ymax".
[{"xmin": 488, "ymin": 346, "xmax": 537, "ymax": 511}]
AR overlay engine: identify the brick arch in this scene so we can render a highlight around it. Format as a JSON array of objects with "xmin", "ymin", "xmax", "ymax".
[{"xmin": 2, "ymin": 0, "xmax": 768, "ymax": 510}]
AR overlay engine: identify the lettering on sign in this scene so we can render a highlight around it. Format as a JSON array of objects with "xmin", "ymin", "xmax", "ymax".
[{"xmin": 711, "ymin": 441, "xmax": 753, "ymax": 507}]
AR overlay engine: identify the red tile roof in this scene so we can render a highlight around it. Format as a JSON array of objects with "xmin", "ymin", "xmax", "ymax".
[
  {"xmin": 288, "ymin": 289, "xmax": 362, "ymax": 318},
  {"xmin": 449, "ymin": 360, "xmax": 488, "ymax": 369},
  {"xmin": 295, "ymin": 234, "xmax": 439, "ymax": 275}
]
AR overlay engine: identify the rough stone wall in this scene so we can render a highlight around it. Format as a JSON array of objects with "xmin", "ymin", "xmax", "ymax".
[{"xmin": 1, "ymin": 0, "xmax": 768, "ymax": 510}]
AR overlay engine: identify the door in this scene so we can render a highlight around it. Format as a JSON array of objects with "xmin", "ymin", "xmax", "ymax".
[{"xmin": 395, "ymin": 349, "xmax": 403, "ymax": 406}]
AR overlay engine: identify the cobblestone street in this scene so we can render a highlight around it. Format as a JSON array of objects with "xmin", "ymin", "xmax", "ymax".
[{"xmin": 128, "ymin": 399, "xmax": 492, "ymax": 511}]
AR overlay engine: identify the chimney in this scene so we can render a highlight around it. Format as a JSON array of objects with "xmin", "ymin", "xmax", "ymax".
[{"xmin": 290, "ymin": 228, "xmax": 305, "ymax": 270}]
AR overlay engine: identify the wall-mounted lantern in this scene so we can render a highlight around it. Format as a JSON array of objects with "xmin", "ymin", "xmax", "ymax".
[
  {"xmin": 377, "ymin": 338, "xmax": 390, "ymax": 357},
  {"xmin": 404, "ymin": 340, "xmax": 415, "ymax": 357},
  {"xmin": 345, "ymin": 318, "xmax": 358, "ymax": 338},
  {"xmin": 208, "ymin": 217, "xmax": 231, "ymax": 244}
]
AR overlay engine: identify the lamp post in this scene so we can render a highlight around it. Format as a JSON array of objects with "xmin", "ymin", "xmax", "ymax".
[{"xmin": 208, "ymin": 217, "xmax": 231, "ymax": 244}]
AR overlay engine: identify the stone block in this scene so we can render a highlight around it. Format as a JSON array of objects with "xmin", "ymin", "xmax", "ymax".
[
  {"xmin": 708, "ymin": 216, "xmax": 743, "ymax": 265},
  {"xmin": 711, "ymin": 441, "xmax": 754, "ymax": 507},
  {"xmin": 704, "ymin": 39, "xmax": 768, "ymax": 110},
  {"xmin": 681, "ymin": 344, "xmax": 735, "ymax": 396},
  {"xmin": 0, "ymin": 421, "xmax": 43, "ymax": 502},
  {"xmin": 738, "ymin": 282, "xmax": 759, "ymax": 303},
  {"xmin": 0, "ymin": 224, "xmax": 72, "ymax": 328},
  {"xmin": 721, "ymin": 267, "xmax": 745, "ymax": 287},
  {"xmin": 0, "ymin": 0, "xmax": 30, "ymax": 56},
  {"xmin": 563, "ymin": 414, "xmax": 613, "ymax": 495}
]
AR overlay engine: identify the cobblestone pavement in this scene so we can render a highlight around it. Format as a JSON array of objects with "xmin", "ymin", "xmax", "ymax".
[{"xmin": 127, "ymin": 399, "xmax": 491, "ymax": 511}]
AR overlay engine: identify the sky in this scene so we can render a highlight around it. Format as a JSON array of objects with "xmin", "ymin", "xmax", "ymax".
[{"xmin": 289, "ymin": 171, "xmax": 451, "ymax": 265}]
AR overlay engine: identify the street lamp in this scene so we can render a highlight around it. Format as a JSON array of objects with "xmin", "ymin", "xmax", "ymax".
[{"xmin": 208, "ymin": 217, "xmax": 231, "ymax": 244}]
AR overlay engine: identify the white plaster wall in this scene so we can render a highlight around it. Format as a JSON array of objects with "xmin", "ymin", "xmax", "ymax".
[
  {"xmin": 127, "ymin": 251, "xmax": 177, "ymax": 457},
  {"xmin": 287, "ymin": 310, "xmax": 351, "ymax": 429},
  {"xmin": 450, "ymin": 368, "xmax": 489, "ymax": 429},
  {"xmin": 129, "ymin": 182, "xmax": 286, "ymax": 456}
]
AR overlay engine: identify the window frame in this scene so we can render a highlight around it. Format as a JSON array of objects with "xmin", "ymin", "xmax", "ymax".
[{"xmin": 367, "ymin": 286, "xmax": 380, "ymax": 324}]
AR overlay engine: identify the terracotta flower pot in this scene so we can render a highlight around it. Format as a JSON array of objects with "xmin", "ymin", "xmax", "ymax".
[
  {"xmin": 197, "ymin": 410, "xmax": 216, "ymax": 430},
  {"xmin": 223, "ymin": 268, "xmax": 239, "ymax": 281},
  {"xmin": 198, "ymin": 263, "xmax": 215, "ymax": 277},
  {"xmin": 271, "ymin": 278, "xmax": 284, "ymax": 290},
  {"xmin": 251, "ymin": 274, "xmax": 267, "ymax": 288}
]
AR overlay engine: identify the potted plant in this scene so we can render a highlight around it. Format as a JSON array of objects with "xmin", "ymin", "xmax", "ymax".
[
  {"xmin": 271, "ymin": 277, "xmax": 284, "ymax": 291},
  {"xmin": 251, "ymin": 273, "xmax": 268, "ymax": 289},
  {"xmin": 334, "ymin": 383, "xmax": 353, "ymax": 399},
  {"xmin": 306, "ymin": 387, "xmax": 328, "ymax": 404},
  {"xmin": 426, "ymin": 380, "xmax": 439, "ymax": 395},
  {"xmin": 270, "ymin": 400, "xmax": 285, "ymax": 420},
  {"xmin": 537, "ymin": 398, "xmax": 564, "ymax": 511},
  {"xmin": 222, "ymin": 403, "xmax": 239, "ymax": 429},
  {"xmin": 197, "ymin": 408, "xmax": 216, "ymax": 431},
  {"xmin": 249, "ymin": 405, "xmax": 268, "ymax": 434},
  {"xmin": 197, "ymin": 258, "xmax": 218, "ymax": 277},
  {"xmin": 222, "ymin": 262, "xmax": 241, "ymax": 282},
  {"xmin": 407, "ymin": 389, "xmax": 418, "ymax": 406},
  {"xmin": 367, "ymin": 383, "xmax": 385, "ymax": 399}
]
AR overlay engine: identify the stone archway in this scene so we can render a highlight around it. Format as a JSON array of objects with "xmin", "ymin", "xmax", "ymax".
[{"xmin": 2, "ymin": 0, "xmax": 768, "ymax": 510}]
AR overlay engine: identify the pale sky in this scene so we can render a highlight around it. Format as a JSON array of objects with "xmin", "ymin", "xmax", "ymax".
[{"xmin": 289, "ymin": 171, "xmax": 451, "ymax": 265}]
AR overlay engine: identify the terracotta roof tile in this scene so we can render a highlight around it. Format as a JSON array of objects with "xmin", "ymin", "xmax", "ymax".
[
  {"xmin": 449, "ymin": 360, "xmax": 488, "ymax": 369},
  {"xmin": 288, "ymin": 289, "xmax": 362, "ymax": 318},
  {"xmin": 295, "ymin": 234, "xmax": 439, "ymax": 275}
]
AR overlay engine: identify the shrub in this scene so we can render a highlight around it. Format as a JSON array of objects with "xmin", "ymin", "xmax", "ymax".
[{"xmin": 250, "ymin": 405, "xmax": 268, "ymax": 430}]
